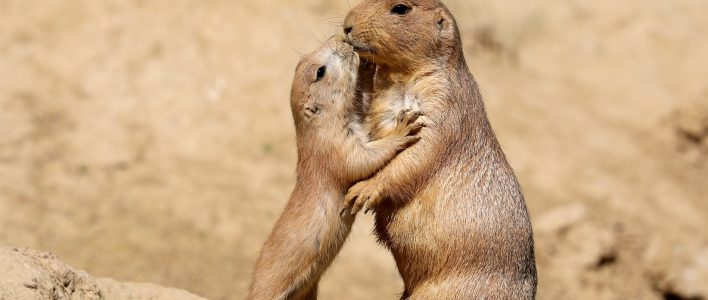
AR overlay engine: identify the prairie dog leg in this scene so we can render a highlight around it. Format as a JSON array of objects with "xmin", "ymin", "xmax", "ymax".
[
  {"xmin": 341, "ymin": 109, "xmax": 424, "ymax": 215},
  {"xmin": 343, "ymin": 110, "xmax": 430, "ymax": 214}
]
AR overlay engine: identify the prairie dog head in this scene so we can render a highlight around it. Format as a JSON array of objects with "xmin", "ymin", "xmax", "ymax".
[
  {"xmin": 290, "ymin": 36, "xmax": 360, "ymax": 132},
  {"xmin": 343, "ymin": 0, "xmax": 460, "ymax": 72}
]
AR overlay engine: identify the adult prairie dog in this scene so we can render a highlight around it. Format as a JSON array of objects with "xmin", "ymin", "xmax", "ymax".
[
  {"xmin": 247, "ymin": 36, "xmax": 424, "ymax": 300},
  {"xmin": 342, "ymin": 0, "xmax": 537, "ymax": 298}
]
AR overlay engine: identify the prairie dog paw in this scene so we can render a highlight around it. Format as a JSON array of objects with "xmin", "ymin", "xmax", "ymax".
[
  {"xmin": 395, "ymin": 109, "xmax": 425, "ymax": 137},
  {"xmin": 389, "ymin": 109, "xmax": 425, "ymax": 149},
  {"xmin": 341, "ymin": 180, "xmax": 384, "ymax": 216}
]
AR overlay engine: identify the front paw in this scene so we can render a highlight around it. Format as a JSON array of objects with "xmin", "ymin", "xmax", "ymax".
[
  {"xmin": 341, "ymin": 180, "xmax": 384, "ymax": 216},
  {"xmin": 394, "ymin": 109, "xmax": 425, "ymax": 138}
]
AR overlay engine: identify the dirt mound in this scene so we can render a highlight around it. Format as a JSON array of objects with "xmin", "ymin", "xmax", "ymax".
[{"xmin": 0, "ymin": 247, "xmax": 206, "ymax": 300}]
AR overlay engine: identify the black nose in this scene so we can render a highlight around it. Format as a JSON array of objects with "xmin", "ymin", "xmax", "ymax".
[{"xmin": 344, "ymin": 26, "xmax": 353, "ymax": 35}]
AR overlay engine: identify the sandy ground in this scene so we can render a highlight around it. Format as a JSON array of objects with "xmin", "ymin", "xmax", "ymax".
[
  {"xmin": 0, "ymin": 247, "xmax": 206, "ymax": 299},
  {"xmin": 0, "ymin": 0, "xmax": 707, "ymax": 299}
]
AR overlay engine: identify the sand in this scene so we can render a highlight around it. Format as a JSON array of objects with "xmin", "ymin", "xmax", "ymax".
[
  {"xmin": 0, "ymin": 0, "xmax": 707, "ymax": 299},
  {"xmin": 0, "ymin": 247, "xmax": 205, "ymax": 300}
]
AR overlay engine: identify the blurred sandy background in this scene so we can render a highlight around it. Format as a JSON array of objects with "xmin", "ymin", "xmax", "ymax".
[{"xmin": 1, "ymin": 0, "xmax": 707, "ymax": 299}]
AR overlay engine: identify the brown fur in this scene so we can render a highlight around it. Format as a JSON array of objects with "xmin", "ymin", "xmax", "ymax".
[
  {"xmin": 342, "ymin": 1, "xmax": 537, "ymax": 299},
  {"xmin": 247, "ymin": 37, "xmax": 424, "ymax": 300}
]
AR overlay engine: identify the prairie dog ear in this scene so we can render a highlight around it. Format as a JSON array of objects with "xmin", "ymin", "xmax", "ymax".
[
  {"xmin": 303, "ymin": 103, "xmax": 322, "ymax": 120},
  {"xmin": 435, "ymin": 8, "xmax": 453, "ymax": 33}
]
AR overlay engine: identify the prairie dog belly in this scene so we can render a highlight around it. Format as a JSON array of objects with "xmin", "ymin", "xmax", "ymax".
[{"xmin": 366, "ymin": 86, "xmax": 421, "ymax": 140}]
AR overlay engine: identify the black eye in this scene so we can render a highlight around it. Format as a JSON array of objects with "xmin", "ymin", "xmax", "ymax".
[
  {"xmin": 391, "ymin": 4, "xmax": 411, "ymax": 15},
  {"xmin": 316, "ymin": 66, "xmax": 326, "ymax": 81}
]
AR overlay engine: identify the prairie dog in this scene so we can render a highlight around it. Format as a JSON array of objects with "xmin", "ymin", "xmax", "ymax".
[
  {"xmin": 247, "ymin": 36, "xmax": 424, "ymax": 300},
  {"xmin": 342, "ymin": 1, "xmax": 537, "ymax": 299}
]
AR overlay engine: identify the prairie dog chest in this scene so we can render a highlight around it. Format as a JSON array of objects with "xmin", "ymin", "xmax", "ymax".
[{"xmin": 365, "ymin": 84, "xmax": 421, "ymax": 140}]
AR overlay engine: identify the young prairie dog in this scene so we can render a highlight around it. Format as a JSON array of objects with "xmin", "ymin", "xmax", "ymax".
[
  {"xmin": 342, "ymin": 0, "xmax": 537, "ymax": 299},
  {"xmin": 247, "ymin": 36, "xmax": 424, "ymax": 300}
]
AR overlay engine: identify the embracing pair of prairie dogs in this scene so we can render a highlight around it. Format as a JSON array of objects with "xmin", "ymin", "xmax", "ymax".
[{"xmin": 249, "ymin": 0, "xmax": 537, "ymax": 299}]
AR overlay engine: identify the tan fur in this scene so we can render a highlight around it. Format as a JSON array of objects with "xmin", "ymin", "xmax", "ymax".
[
  {"xmin": 342, "ymin": 1, "xmax": 537, "ymax": 299},
  {"xmin": 247, "ymin": 37, "xmax": 424, "ymax": 300}
]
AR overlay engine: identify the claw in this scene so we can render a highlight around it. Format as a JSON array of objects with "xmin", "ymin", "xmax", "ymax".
[
  {"xmin": 352, "ymin": 196, "xmax": 366, "ymax": 215},
  {"xmin": 408, "ymin": 123, "xmax": 424, "ymax": 136},
  {"xmin": 409, "ymin": 111, "xmax": 424, "ymax": 124},
  {"xmin": 344, "ymin": 195, "xmax": 358, "ymax": 208},
  {"xmin": 397, "ymin": 109, "xmax": 411, "ymax": 123}
]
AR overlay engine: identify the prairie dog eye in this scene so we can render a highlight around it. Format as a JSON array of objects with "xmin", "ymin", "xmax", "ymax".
[
  {"xmin": 315, "ymin": 66, "xmax": 326, "ymax": 81},
  {"xmin": 391, "ymin": 4, "xmax": 411, "ymax": 15}
]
